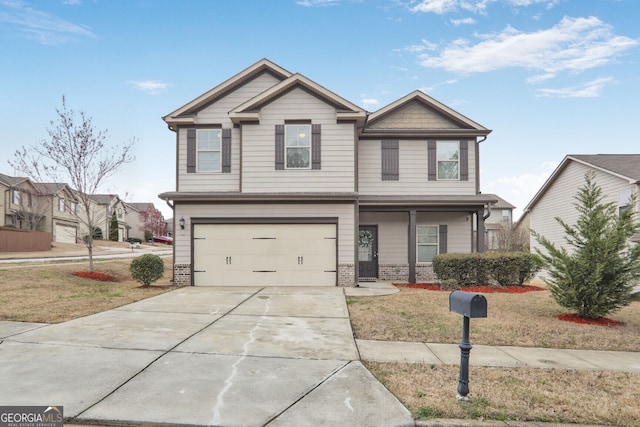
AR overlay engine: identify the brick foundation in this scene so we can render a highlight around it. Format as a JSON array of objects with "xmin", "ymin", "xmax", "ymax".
[
  {"xmin": 173, "ymin": 263, "xmax": 191, "ymax": 286},
  {"xmin": 338, "ymin": 263, "xmax": 355, "ymax": 287},
  {"xmin": 378, "ymin": 263, "xmax": 437, "ymax": 283}
]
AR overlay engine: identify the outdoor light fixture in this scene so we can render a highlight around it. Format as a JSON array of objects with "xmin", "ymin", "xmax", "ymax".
[{"xmin": 179, "ymin": 217, "xmax": 185, "ymax": 230}]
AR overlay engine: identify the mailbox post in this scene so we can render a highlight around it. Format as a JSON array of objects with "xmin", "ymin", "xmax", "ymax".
[{"xmin": 449, "ymin": 290, "xmax": 487, "ymax": 402}]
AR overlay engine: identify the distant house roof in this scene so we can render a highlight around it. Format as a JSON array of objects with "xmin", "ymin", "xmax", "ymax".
[
  {"xmin": 0, "ymin": 172, "xmax": 30, "ymax": 187},
  {"xmin": 484, "ymin": 194, "xmax": 515, "ymax": 210},
  {"xmin": 126, "ymin": 202, "xmax": 154, "ymax": 213},
  {"xmin": 524, "ymin": 154, "xmax": 640, "ymax": 213},
  {"xmin": 569, "ymin": 154, "xmax": 640, "ymax": 182},
  {"xmin": 88, "ymin": 194, "xmax": 120, "ymax": 205},
  {"xmin": 35, "ymin": 182, "xmax": 77, "ymax": 198}
]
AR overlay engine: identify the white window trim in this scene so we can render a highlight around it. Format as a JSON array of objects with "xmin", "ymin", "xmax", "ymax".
[
  {"xmin": 58, "ymin": 198, "xmax": 65, "ymax": 212},
  {"xmin": 417, "ymin": 224, "xmax": 439, "ymax": 263},
  {"xmin": 12, "ymin": 190, "xmax": 21, "ymax": 205},
  {"xmin": 285, "ymin": 124, "xmax": 312, "ymax": 170},
  {"xmin": 436, "ymin": 140, "xmax": 460, "ymax": 181},
  {"xmin": 196, "ymin": 129, "xmax": 222, "ymax": 173}
]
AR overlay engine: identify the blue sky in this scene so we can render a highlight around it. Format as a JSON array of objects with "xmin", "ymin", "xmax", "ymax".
[{"xmin": 1, "ymin": 0, "xmax": 638, "ymax": 219}]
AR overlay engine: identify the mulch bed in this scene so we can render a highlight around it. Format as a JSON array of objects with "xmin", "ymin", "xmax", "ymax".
[
  {"xmin": 556, "ymin": 313, "xmax": 624, "ymax": 327},
  {"xmin": 394, "ymin": 283, "xmax": 545, "ymax": 293},
  {"xmin": 72, "ymin": 271, "xmax": 118, "ymax": 282}
]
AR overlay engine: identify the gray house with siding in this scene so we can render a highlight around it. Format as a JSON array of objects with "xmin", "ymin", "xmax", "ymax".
[
  {"xmin": 160, "ymin": 59, "xmax": 497, "ymax": 287},
  {"xmin": 526, "ymin": 154, "xmax": 640, "ymax": 260}
]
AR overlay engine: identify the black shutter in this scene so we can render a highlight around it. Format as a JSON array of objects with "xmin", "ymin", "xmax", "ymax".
[
  {"xmin": 311, "ymin": 124, "xmax": 321, "ymax": 170},
  {"xmin": 427, "ymin": 140, "xmax": 436, "ymax": 181},
  {"xmin": 460, "ymin": 140, "xmax": 468, "ymax": 181},
  {"xmin": 439, "ymin": 224, "xmax": 448, "ymax": 254},
  {"xmin": 221, "ymin": 128, "xmax": 232, "ymax": 173},
  {"xmin": 381, "ymin": 140, "xmax": 399, "ymax": 181},
  {"xmin": 275, "ymin": 125, "xmax": 284, "ymax": 170},
  {"xmin": 187, "ymin": 129, "xmax": 196, "ymax": 173}
]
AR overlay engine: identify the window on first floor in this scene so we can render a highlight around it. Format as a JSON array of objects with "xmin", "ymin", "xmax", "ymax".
[{"xmin": 417, "ymin": 225, "xmax": 439, "ymax": 262}]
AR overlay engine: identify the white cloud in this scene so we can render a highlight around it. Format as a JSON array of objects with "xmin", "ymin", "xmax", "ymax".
[
  {"xmin": 451, "ymin": 17, "xmax": 476, "ymax": 26},
  {"xmin": 130, "ymin": 80, "xmax": 170, "ymax": 95},
  {"xmin": 296, "ymin": 0, "xmax": 340, "ymax": 6},
  {"xmin": 484, "ymin": 160, "xmax": 558, "ymax": 219},
  {"xmin": 409, "ymin": 0, "xmax": 559, "ymax": 15},
  {"xmin": 396, "ymin": 38, "xmax": 437, "ymax": 53},
  {"xmin": 417, "ymin": 17, "xmax": 638, "ymax": 78},
  {"xmin": 361, "ymin": 98, "xmax": 380, "ymax": 108},
  {"xmin": 536, "ymin": 76, "xmax": 614, "ymax": 98},
  {"xmin": 0, "ymin": 0, "xmax": 94, "ymax": 44}
]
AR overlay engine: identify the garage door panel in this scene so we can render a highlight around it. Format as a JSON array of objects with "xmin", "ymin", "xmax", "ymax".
[
  {"xmin": 55, "ymin": 224, "xmax": 77, "ymax": 244},
  {"xmin": 193, "ymin": 223, "xmax": 336, "ymax": 286}
]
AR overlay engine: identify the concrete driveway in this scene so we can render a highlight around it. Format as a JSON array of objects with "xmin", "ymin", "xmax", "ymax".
[{"xmin": 0, "ymin": 286, "xmax": 413, "ymax": 427}]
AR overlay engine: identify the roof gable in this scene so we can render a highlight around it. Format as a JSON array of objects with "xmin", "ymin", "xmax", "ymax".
[
  {"xmin": 228, "ymin": 73, "xmax": 367, "ymax": 125},
  {"xmin": 0, "ymin": 172, "xmax": 30, "ymax": 188},
  {"xmin": 163, "ymin": 58, "xmax": 292, "ymax": 126},
  {"xmin": 524, "ymin": 154, "xmax": 640, "ymax": 213},
  {"xmin": 363, "ymin": 90, "xmax": 490, "ymax": 137}
]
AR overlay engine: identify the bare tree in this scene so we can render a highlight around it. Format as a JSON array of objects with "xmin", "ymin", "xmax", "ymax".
[
  {"xmin": 10, "ymin": 96, "xmax": 136, "ymax": 271},
  {"xmin": 494, "ymin": 220, "xmax": 529, "ymax": 252}
]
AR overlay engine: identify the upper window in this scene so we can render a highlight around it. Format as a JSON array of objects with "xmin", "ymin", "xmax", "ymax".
[
  {"xmin": 619, "ymin": 189, "xmax": 633, "ymax": 216},
  {"xmin": 417, "ymin": 225, "xmax": 439, "ymax": 263},
  {"xmin": 437, "ymin": 141, "xmax": 459, "ymax": 180},
  {"xmin": 12, "ymin": 190, "xmax": 21, "ymax": 205},
  {"xmin": 70, "ymin": 201, "xmax": 77, "ymax": 215},
  {"xmin": 58, "ymin": 198, "xmax": 65, "ymax": 212},
  {"xmin": 285, "ymin": 125, "xmax": 311, "ymax": 169},
  {"xmin": 197, "ymin": 129, "xmax": 221, "ymax": 172}
]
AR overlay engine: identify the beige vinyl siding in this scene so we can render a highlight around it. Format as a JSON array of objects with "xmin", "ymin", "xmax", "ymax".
[
  {"xmin": 174, "ymin": 203, "xmax": 355, "ymax": 265},
  {"xmin": 177, "ymin": 73, "xmax": 281, "ymax": 193},
  {"xmin": 241, "ymin": 88, "xmax": 356, "ymax": 193},
  {"xmin": 177, "ymin": 127, "xmax": 240, "ymax": 192},
  {"xmin": 530, "ymin": 161, "xmax": 637, "ymax": 258},
  {"xmin": 359, "ymin": 211, "xmax": 470, "ymax": 264},
  {"xmin": 358, "ymin": 139, "xmax": 476, "ymax": 195}
]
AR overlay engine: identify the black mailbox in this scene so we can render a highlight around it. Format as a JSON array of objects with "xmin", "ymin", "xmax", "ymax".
[{"xmin": 449, "ymin": 291, "xmax": 487, "ymax": 318}]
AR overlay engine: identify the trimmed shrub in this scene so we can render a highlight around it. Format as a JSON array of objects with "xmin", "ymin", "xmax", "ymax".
[
  {"xmin": 433, "ymin": 252, "xmax": 543, "ymax": 287},
  {"xmin": 130, "ymin": 254, "xmax": 164, "ymax": 287}
]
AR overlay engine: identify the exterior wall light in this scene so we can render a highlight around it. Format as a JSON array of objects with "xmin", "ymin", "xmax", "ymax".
[{"xmin": 179, "ymin": 217, "xmax": 185, "ymax": 230}]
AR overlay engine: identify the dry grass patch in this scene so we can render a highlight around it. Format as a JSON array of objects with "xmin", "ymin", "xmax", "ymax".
[
  {"xmin": 0, "ymin": 256, "xmax": 177, "ymax": 323},
  {"xmin": 347, "ymin": 288, "xmax": 640, "ymax": 351},
  {"xmin": 367, "ymin": 362, "xmax": 640, "ymax": 426}
]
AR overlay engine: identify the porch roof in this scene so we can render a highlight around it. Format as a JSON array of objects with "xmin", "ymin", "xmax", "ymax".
[{"xmin": 358, "ymin": 194, "xmax": 498, "ymax": 208}]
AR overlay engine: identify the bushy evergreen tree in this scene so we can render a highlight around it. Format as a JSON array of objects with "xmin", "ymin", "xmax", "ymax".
[
  {"xmin": 534, "ymin": 172, "xmax": 640, "ymax": 319},
  {"xmin": 109, "ymin": 210, "xmax": 119, "ymax": 241}
]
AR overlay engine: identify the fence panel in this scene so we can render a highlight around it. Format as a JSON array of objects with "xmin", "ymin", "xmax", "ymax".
[{"xmin": 0, "ymin": 228, "xmax": 51, "ymax": 252}]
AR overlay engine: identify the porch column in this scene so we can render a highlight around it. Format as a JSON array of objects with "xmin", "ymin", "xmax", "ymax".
[
  {"xmin": 476, "ymin": 208, "xmax": 486, "ymax": 253},
  {"xmin": 408, "ymin": 210, "xmax": 417, "ymax": 283}
]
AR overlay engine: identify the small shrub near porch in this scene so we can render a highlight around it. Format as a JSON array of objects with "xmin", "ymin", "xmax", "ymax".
[{"xmin": 432, "ymin": 252, "xmax": 543, "ymax": 288}]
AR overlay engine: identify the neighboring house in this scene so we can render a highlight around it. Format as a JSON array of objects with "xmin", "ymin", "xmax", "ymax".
[
  {"xmin": 36, "ymin": 183, "xmax": 80, "ymax": 243},
  {"xmin": 0, "ymin": 172, "xmax": 45, "ymax": 230},
  {"xmin": 84, "ymin": 194, "xmax": 129, "ymax": 242},
  {"xmin": 483, "ymin": 194, "xmax": 516, "ymax": 251},
  {"xmin": 125, "ymin": 202, "xmax": 153, "ymax": 241},
  {"xmin": 526, "ymin": 154, "xmax": 640, "ymax": 259},
  {"xmin": 159, "ymin": 59, "xmax": 496, "ymax": 287}
]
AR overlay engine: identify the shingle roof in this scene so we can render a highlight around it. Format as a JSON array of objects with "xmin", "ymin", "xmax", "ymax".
[
  {"xmin": 126, "ymin": 202, "xmax": 154, "ymax": 212},
  {"xmin": 0, "ymin": 172, "xmax": 29, "ymax": 187},
  {"xmin": 569, "ymin": 154, "xmax": 640, "ymax": 182},
  {"xmin": 483, "ymin": 194, "xmax": 515, "ymax": 209}
]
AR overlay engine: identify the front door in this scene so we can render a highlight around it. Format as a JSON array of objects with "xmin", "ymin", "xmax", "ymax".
[{"xmin": 358, "ymin": 225, "xmax": 378, "ymax": 279}]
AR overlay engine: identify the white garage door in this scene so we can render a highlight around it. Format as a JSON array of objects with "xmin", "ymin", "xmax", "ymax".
[
  {"xmin": 55, "ymin": 224, "xmax": 77, "ymax": 243},
  {"xmin": 193, "ymin": 223, "xmax": 337, "ymax": 286}
]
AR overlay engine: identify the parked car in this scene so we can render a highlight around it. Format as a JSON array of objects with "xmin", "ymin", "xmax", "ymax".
[{"xmin": 153, "ymin": 236, "xmax": 173, "ymax": 245}]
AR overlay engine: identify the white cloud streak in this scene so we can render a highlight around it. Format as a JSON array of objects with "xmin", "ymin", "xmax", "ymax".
[
  {"xmin": 409, "ymin": 0, "xmax": 560, "ymax": 15},
  {"xmin": 537, "ymin": 76, "xmax": 614, "ymax": 98},
  {"xmin": 417, "ymin": 17, "xmax": 638, "ymax": 78},
  {"xmin": 296, "ymin": 0, "xmax": 340, "ymax": 6},
  {"xmin": 0, "ymin": 0, "xmax": 94, "ymax": 44},
  {"xmin": 130, "ymin": 80, "xmax": 170, "ymax": 95}
]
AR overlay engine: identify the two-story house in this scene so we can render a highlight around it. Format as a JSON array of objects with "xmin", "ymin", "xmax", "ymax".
[
  {"xmin": 160, "ymin": 59, "xmax": 496, "ymax": 287},
  {"xmin": 526, "ymin": 154, "xmax": 640, "ymax": 257},
  {"xmin": 0, "ymin": 172, "xmax": 42, "ymax": 229},
  {"xmin": 35, "ymin": 183, "xmax": 80, "ymax": 243},
  {"xmin": 83, "ymin": 194, "xmax": 129, "ymax": 242}
]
